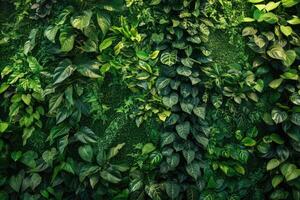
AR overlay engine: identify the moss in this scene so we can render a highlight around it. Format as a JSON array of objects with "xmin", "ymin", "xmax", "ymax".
[{"xmin": 205, "ymin": 30, "xmax": 249, "ymax": 67}]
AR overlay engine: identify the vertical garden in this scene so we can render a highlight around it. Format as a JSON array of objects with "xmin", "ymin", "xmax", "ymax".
[{"xmin": 0, "ymin": 0, "xmax": 300, "ymax": 199}]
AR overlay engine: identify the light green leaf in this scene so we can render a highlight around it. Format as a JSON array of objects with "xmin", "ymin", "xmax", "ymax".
[
  {"xmin": 269, "ymin": 78, "xmax": 283, "ymax": 89},
  {"xmin": 107, "ymin": 143, "xmax": 125, "ymax": 160},
  {"xmin": 71, "ymin": 10, "xmax": 92, "ymax": 30},
  {"xmin": 267, "ymin": 159, "xmax": 281, "ymax": 170},
  {"xmin": 97, "ymin": 13, "xmax": 111, "ymax": 36},
  {"xmin": 272, "ymin": 175, "xmax": 284, "ymax": 188}
]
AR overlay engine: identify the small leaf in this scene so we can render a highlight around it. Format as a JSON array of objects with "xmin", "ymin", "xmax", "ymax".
[
  {"xmin": 280, "ymin": 25, "xmax": 293, "ymax": 36},
  {"xmin": 0, "ymin": 122, "xmax": 9, "ymax": 133}
]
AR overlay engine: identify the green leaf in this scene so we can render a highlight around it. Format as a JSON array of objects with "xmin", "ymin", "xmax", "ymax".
[
  {"xmin": 267, "ymin": 159, "xmax": 281, "ymax": 170},
  {"xmin": 44, "ymin": 25, "xmax": 59, "ymax": 43},
  {"xmin": 280, "ymin": 25, "xmax": 293, "ymax": 36},
  {"xmin": 193, "ymin": 106, "xmax": 206, "ymax": 119},
  {"xmin": 282, "ymin": 0, "xmax": 300, "ymax": 7},
  {"xmin": 162, "ymin": 92, "xmax": 178, "ymax": 108},
  {"xmin": 75, "ymin": 126, "xmax": 98, "ymax": 144},
  {"xmin": 47, "ymin": 124, "xmax": 70, "ymax": 144},
  {"xmin": 99, "ymin": 37, "xmax": 115, "ymax": 52},
  {"xmin": 27, "ymin": 56, "xmax": 42, "ymax": 73},
  {"xmin": 78, "ymin": 145, "xmax": 93, "ymax": 162},
  {"xmin": 21, "ymin": 94, "xmax": 31, "ymax": 105},
  {"xmin": 259, "ymin": 12, "xmax": 278, "ymax": 24},
  {"xmin": 97, "ymin": 13, "xmax": 111, "ymax": 36},
  {"xmin": 248, "ymin": 0, "xmax": 264, "ymax": 3},
  {"xmin": 53, "ymin": 59, "xmax": 75, "ymax": 85},
  {"xmin": 107, "ymin": 143, "xmax": 125, "ymax": 160},
  {"xmin": 281, "ymin": 70, "xmax": 298, "ymax": 80},
  {"xmin": 282, "ymin": 50, "xmax": 297, "ymax": 67},
  {"xmin": 272, "ymin": 175, "xmax": 284, "ymax": 188},
  {"xmin": 267, "ymin": 46, "xmax": 286, "ymax": 60},
  {"xmin": 30, "ymin": 173, "xmax": 42, "ymax": 190},
  {"xmin": 177, "ymin": 66, "xmax": 192, "ymax": 76},
  {"xmin": 129, "ymin": 179, "xmax": 143, "ymax": 192},
  {"xmin": 71, "ymin": 10, "xmax": 92, "ymax": 30},
  {"xmin": 271, "ymin": 109, "xmax": 288, "ymax": 124},
  {"xmin": 0, "ymin": 83, "xmax": 9, "ymax": 94},
  {"xmin": 165, "ymin": 182, "xmax": 180, "ymax": 199},
  {"xmin": 269, "ymin": 78, "xmax": 283, "ymax": 89},
  {"xmin": 160, "ymin": 51, "xmax": 177, "ymax": 66},
  {"xmin": 100, "ymin": 170, "xmax": 121, "ymax": 183},
  {"xmin": 242, "ymin": 27, "xmax": 258, "ymax": 36},
  {"xmin": 291, "ymin": 113, "xmax": 300, "ymax": 126},
  {"xmin": 288, "ymin": 16, "xmax": 300, "ymax": 25},
  {"xmin": 11, "ymin": 151, "xmax": 22, "ymax": 162},
  {"xmin": 9, "ymin": 173, "xmax": 23, "ymax": 192},
  {"xmin": 290, "ymin": 93, "xmax": 300, "ymax": 105},
  {"xmin": 241, "ymin": 137, "xmax": 257, "ymax": 147},
  {"xmin": 22, "ymin": 127, "xmax": 35, "ymax": 145},
  {"xmin": 175, "ymin": 121, "xmax": 190, "ymax": 140},
  {"xmin": 59, "ymin": 31, "xmax": 75, "ymax": 52},
  {"xmin": 265, "ymin": 1, "xmax": 281, "ymax": 11},
  {"xmin": 142, "ymin": 143, "xmax": 156, "ymax": 155},
  {"xmin": 76, "ymin": 60, "xmax": 101, "ymax": 78},
  {"xmin": 167, "ymin": 153, "xmax": 180, "ymax": 168},
  {"xmin": 186, "ymin": 161, "xmax": 201, "ymax": 180},
  {"xmin": 161, "ymin": 132, "xmax": 175, "ymax": 147},
  {"xmin": 145, "ymin": 184, "xmax": 162, "ymax": 200},
  {"xmin": 183, "ymin": 149, "xmax": 195, "ymax": 164},
  {"xmin": 0, "ymin": 122, "xmax": 9, "ymax": 133}
]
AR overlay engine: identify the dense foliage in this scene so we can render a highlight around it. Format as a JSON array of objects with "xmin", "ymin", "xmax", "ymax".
[{"xmin": 0, "ymin": 0, "xmax": 300, "ymax": 199}]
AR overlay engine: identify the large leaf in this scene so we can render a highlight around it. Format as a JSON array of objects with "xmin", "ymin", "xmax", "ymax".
[
  {"xmin": 97, "ymin": 13, "xmax": 111, "ymax": 36},
  {"xmin": 76, "ymin": 60, "xmax": 101, "ymax": 78},
  {"xmin": 78, "ymin": 145, "xmax": 94, "ymax": 162},
  {"xmin": 59, "ymin": 31, "xmax": 75, "ymax": 52},
  {"xmin": 160, "ymin": 51, "xmax": 177, "ymax": 66},
  {"xmin": 71, "ymin": 10, "xmax": 92, "ymax": 30},
  {"xmin": 175, "ymin": 121, "xmax": 190, "ymax": 140},
  {"xmin": 271, "ymin": 109, "xmax": 288, "ymax": 124},
  {"xmin": 165, "ymin": 182, "xmax": 180, "ymax": 199},
  {"xmin": 186, "ymin": 161, "xmax": 201, "ymax": 180},
  {"xmin": 107, "ymin": 143, "xmax": 125, "ymax": 159},
  {"xmin": 162, "ymin": 93, "xmax": 179, "ymax": 108}
]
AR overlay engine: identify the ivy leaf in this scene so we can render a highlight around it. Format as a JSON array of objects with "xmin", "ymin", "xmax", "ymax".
[
  {"xmin": 167, "ymin": 153, "xmax": 180, "ymax": 168},
  {"xmin": 100, "ymin": 170, "xmax": 121, "ymax": 183},
  {"xmin": 78, "ymin": 145, "xmax": 93, "ymax": 162},
  {"xmin": 161, "ymin": 132, "xmax": 175, "ymax": 147},
  {"xmin": 71, "ymin": 10, "xmax": 92, "ymax": 30},
  {"xmin": 141, "ymin": 143, "xmax": 156, "ymax": 155},
  {"xmin": 97, "ymin": 13, "xmax": 111, "ymax": 36},
  {"xmin": 175, "ymin": 121, "xmax": 190, "ymax": 140},
  {"xmin": 59, "ymin": 31, "xmax": 75, "ymax": 52},
  {"xmin": 30, "ymin": 173, "xmax": 42, "ymax": 190},
  {"xmin": 76, "ymin": 60, "xmax": 101, "ymax": 78},
  {"xmin": 44, "ymin": 25, "xmax": 59, "ymax": 43},
  {"xmin": 267, "ymin": 159, "xmax": 281, "ymax": 170},
  {"xmin": 271, "ymin": 109, "xmax": 288, "ymax": 124},
  {"xmin": 176, "ymin": 66, "xmax": 192, "ymax": 76},
  {"xmin": 9, "ymin": 173, "xmax": 23, "ymax": 192},
  {"xmin": 129, "ymin": 179, "xmax": 143, "ymax": 192},
  {"xmin": 267, "ymin": 46, "xmax": 287, "ymax": 60},
  {"xmin": 272, "ymin": 175, "xmax": 284, "ymax": 188},
  {"xmin": 0, "ymin": 122, "xmax": 9, "ymax": 133},
  {"xmin": 291, "ymin": 113, "xmax": 300, "ymax": 126},
  {"xmin": 183, "ymin": 149, "xmax": 195, "ymax": 164},
  {"xmin": 99, "ymin": 37, "xmax": 115, "ymax": 52},
  {"xmin": 165, "ymin": 182, "xmax": 180, "ymax": 199},
  {"xmin": 47, "ymin": 124, "xmax": 70, "ymax": 145},
  {"xmin": 162, "ymin": 93, "xmax": 178, "ymax": 108},
  {"xmin": 160, "ymin": 51, "xmax": 177, "ymax": 66},
  {"xmin": 241, "ymin": 137, "xmax": 257, "ymax": 147},
  {"xmin": 269, "ymin": 78, "xmax": 283, "ymax": 89},
  {"xmin": 156, "ymin": 77, "xmax": 171, "ymax": 91},
  {"xmin": 107, "ymin": 143, "xmax": 125, "ymax": 160},
  {"xmin": 186, "ymin": 161, "xmax": 201, "ymax": 180},
  {"xmin": 193, "ymin": 106, "xmax": 206, "ymax": 119}
]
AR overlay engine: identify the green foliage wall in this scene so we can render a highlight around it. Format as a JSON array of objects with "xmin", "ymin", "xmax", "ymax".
[{"xmin": 0, "ymin": 0, "xmax": 300, "ymax": 199}]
